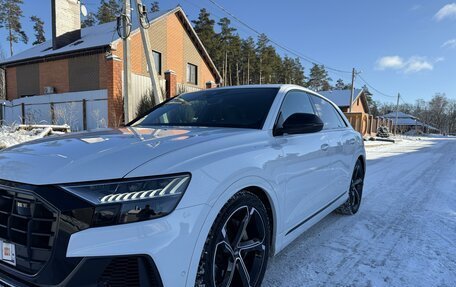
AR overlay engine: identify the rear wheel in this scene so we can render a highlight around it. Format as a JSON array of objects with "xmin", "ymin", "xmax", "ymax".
[
  {"xmin": 336, "ymin": 160, "xmax": 364, "ymax": 215},
  {"xmin": 195, "ymin": 191, "xmax": 271, "ymax": 287}
]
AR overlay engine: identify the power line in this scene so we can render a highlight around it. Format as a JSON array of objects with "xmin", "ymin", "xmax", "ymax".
[
  {"xmin": 205, "ymin": 0, "xmax": 352, "ymax": 74},
  {"xmin": 181, "ymin": 0, "xmax": 254, "ymax": 37},
  {"xmin": 400, "ymin": 96, "xmax": 409, "ymax": 105},
  {"xmin": 358, "ymin": 75, "xmax": 396, "ymax": 99},
  {"xmin": 186, "ymin": 0, "xmax": 394, "ymax": 98}
]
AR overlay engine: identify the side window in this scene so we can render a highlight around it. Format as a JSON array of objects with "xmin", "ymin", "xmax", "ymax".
[
  {"xmin": 310, "ymin": 95, "xmax": 346, "ymax": 129},
  {"xmin": 276, "ymin": 90, "xmax": 315, "ymax": 128},
  {"xmin": 152, "ymin": 51, "xmax": 162, "ymax": 75},
  {"xmin": 187, "ymin": 63, "xmax": 198, "ymax": 85}
]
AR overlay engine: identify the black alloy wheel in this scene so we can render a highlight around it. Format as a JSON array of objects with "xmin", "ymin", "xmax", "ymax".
[
  {"xmin": 336, "ymin": 160, "xmax": 365, "ymax": 215},
  {"xmin": 196, "ymin": 191, "xmax": 271, "ymax": 287}
]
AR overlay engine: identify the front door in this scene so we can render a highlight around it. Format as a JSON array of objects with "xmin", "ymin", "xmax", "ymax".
[{"xmin": 275, "ymin": 90, "xmax": 335, "ymax": 232}]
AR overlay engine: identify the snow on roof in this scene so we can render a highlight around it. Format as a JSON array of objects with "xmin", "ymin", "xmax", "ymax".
[
  {"xmin": 391, "ymin": 117, "xmax": 423, "ymax": 126},
  {"xmin": 0, "ymin": 9, "xmax": 174, "ymax": 66},
  {"xmin": 382, "ymin": 111, "xmax": 416, "ymax": 119},
  {"xmin": 318, "ymin": 89, "xmax": 363, "ymax": 107}
]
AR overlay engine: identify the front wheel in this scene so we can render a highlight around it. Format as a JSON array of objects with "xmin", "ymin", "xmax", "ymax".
[
  {"xmin": 336, "ymin": 159, "xmax": 365, "ymax": 215},
  {"xmin": 195, "ymin": 191, "xmax": 271, "ymax": 287}
]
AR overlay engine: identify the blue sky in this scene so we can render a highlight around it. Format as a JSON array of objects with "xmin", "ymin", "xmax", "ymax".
[{"xmin": 1, "ymin": 0, "xmax": 455, "ymax": 104}]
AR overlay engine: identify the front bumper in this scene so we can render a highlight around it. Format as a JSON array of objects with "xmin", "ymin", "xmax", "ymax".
[
  {"xmin": 0, "ymin": 255, "xmax": 162, "ymax": 287},
  {"xmin": 0, "ymin": 180, "xmax": 210, "ymax": 287},
  {"xmin": 66, "ymin": 205, "xmax": 210, "ymax": 287}
]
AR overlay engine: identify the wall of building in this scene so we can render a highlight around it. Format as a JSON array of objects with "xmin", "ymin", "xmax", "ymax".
[
  {"xmin": 113, "ymin": 11, "xmax": 217, "ymax": 90},
  {"xmin": 5, "ymin": 52, "xmax": 108, "ymax": 100},
  {"xmin": 340, "ymin": 95, "xmax": 368, "ymax": 114},
  {"xmin": 350, "ymin": 97, "xmax": 366, "ymax": 113},
  {"xmin": 3, "ymin": 10, "xmax": 218, "ymax": 127}
]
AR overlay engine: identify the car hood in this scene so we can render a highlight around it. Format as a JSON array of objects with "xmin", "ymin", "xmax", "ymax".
[{"xmin": 0, "ymin": 126, "xmax": 253, "ymax": 185}]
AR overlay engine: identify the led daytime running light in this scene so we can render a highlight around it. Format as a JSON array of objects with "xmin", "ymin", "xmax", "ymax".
[{"xmin": 99, "ymin": 177, "xmax": 188, "ymax": 203}]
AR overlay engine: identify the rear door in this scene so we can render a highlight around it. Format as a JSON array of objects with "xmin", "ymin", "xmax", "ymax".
[{"xmin": 309, "ymin": 94, "xmax": 351, "ymax": 199}]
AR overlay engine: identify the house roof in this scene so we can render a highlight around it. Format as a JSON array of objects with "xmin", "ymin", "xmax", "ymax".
[
  {"xmin": 382, "ymin": 112, "xmax": 439, "ymax": 130},
  {"xmin": 0, "ymin": 9, "xmax": 171, "ymax": 65},
  {"xmin": 0, "ymin": 6, "xmax": 221, "ymax": 82},
  {"xmin": 392, "ymin": 117, "xmax": 422, "ymax": 126},
  {"xmin": 382, "ymin": 111, "xmax": 417, "ymax": 119},
  {"xmin": 318, "ymin": 89, "xmax": 363, "ymax": 108}
]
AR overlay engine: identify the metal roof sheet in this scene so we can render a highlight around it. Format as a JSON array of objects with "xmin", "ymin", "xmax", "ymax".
[{"xmin": 318, "ymin": 89, "xmax": 363, "ymax": 107}]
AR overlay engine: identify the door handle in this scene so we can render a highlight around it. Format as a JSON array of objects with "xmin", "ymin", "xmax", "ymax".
[
  {"xmin": 349, "ymin": 138, "xmax": 356, "ymax": 145},
  {"xmin": 321, "ymin": 144, "xmax": 329, "ymax": 151}
]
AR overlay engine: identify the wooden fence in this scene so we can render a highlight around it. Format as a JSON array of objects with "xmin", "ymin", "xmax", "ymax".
[{"xmin": 344, "ymin": 112, "xmax": 394, "ymax": 137}]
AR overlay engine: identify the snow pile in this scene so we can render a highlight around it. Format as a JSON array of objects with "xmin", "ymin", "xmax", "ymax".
[
  {"xmin": 0, "ymin": 124, "xmax": 71, "ymax": 149},
  {"xmin": 0, "ymin": 125, "xmax": 45, "ymax": 149}
]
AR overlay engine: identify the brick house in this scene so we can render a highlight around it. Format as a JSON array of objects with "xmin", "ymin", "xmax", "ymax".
[
  {"xmin": 0, "ymin": 1, "xmax": 221, "ymax": 128},
  {"xmin": 319, "ymin": 89, "xmax": 393, "ymax": 137},
  {"xmin": 319, "ymin": 89, "xmax": 370, "ymax": 114}
]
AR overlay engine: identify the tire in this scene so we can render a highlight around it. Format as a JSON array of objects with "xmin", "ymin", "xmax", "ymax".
[
  {"xmin": 195, "ymin": 191, "xmax": 271, "ymax": 287},
  {"xmin": 336, "ymin": 159, "xmax": 365, "ymax": 215}
]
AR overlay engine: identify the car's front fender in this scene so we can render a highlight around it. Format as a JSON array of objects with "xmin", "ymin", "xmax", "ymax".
[{"xmin": 184, "ymin": 175, "xmax": 282, "ymax": 287}]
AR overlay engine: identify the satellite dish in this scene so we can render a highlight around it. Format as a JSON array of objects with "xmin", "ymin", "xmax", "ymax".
[{"xmin": 81, "ymin": 4, "xmax": 88, "ymax": 17}]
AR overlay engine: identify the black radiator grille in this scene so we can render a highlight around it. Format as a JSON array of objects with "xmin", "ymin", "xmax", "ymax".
[{"xmin": 0, "ymin": 187, "xmax": 58, "ymax": 275}]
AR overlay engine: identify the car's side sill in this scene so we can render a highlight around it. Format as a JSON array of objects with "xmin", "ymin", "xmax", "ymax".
[{"xmin": 286, "ymin": 192, "xmax": 347, "ymax": 236}]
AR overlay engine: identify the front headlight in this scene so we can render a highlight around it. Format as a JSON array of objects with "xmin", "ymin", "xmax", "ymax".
[{"xmin": 59, "ymin": 174, "xmax": 190, "ymax": 227}]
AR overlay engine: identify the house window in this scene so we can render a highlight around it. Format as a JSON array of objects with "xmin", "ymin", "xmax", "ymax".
[
  {"xmin": 152, "ymin": 50, "xmax": 162, "ymax": 75},
  {"xmin": 187, "ymin": 63, "xmax": 198, "ymax": 85}
]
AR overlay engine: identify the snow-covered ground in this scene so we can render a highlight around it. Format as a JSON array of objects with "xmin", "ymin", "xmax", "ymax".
[
  {"xmin": 0, "ymin": 124, "xmax": 72, "ymax": 149},
  {"xmin": 1, "ymin": 126, "xmax": 455, "ymax": 286},
  {"xmin": 264, "ymin": 136, "xmax": 456, "ymax": 287},
  {"xmin": 0, "ymin": 125, "xmax": 43, "ymax": 149}
]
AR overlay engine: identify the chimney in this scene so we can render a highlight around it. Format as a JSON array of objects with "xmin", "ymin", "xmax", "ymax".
[{"xmin": 51, "ymin": 0, "xmax": 81, "ymax": 50}]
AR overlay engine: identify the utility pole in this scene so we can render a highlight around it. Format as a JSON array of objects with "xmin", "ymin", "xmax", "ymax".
[
  {"xmin": 395, "ymin": 93, "xmax": 400, "ymax": 135},
  {"xmin": 122, "ymin": 0, "xmax": 132, "ymax": 123},
  {"xmin": 135, "ymin": 0, "xmax": 164, "ymax": 104},
  {"xmin": 349, "ymin": 68, "xmax": 357, "ymax": 113}
]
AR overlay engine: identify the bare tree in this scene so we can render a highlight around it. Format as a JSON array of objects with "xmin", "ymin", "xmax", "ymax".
[{"xmin": 53, "ymin": 103, "xmax": 79, "ymax": 131}]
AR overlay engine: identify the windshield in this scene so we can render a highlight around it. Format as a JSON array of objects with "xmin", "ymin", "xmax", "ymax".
[{"xmin": 133, "ymin": 88, "xmax": 279, "ymax": 129}]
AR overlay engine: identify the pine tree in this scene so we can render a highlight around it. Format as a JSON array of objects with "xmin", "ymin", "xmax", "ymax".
[
  {"xmin": 30, "ymin": 16, "xmax": 45, "ymax": 45},
  {"xmin": 190, "ymin": 10, "xmax": 305, "ymax": 87},
  {"xmin": 192, "ymin": 8, "xmax": 220, "ymax": 77},
  {"xmin": 0, "ymin": 43, "xmax": 5, "ymax": 59},
  {"xmin": 217, "ymin": 18, "xmax": 237, "ymax": 85},
  {"xmin": 335, "ymin": 79, "xmax": 346, "ymax": 90},
  {"xmin": 192, "ymin": 9, "xmax": 217, "ymax": 52},
  {"xmin": 255, "ymin": 34, "xmax": 269, "ymax": 84},
  {"xmin": 97, "ymin": 0, "xmax": 121, "ymax": 24},
  {"xmin": 307, "ymin": 64, "xmax": 332, "ymax": 91},
  {"xmin": 290, "ymin": 57, "xmax": 305, "ymax": 86},
  {"xmin": 362, "ymin": 85, "xmax": 379, "ymax": 116},
  {"xmin": 82, "ymin": 12, "xmax": 97, "ymax": 28},
  {"xmin": 240, "ymin": 37, "xmax": 256, "ymax": 84},
  {"xmin": 151, "ymin": 1, "xmax": 160, "ymax": 12},
  {"xmin": 0, "ymin": 0, "xmax": 28, "ymax": 56},
  {"xmin": 255, "ymin": 34, "xmax": 282, "ymax": 84}
]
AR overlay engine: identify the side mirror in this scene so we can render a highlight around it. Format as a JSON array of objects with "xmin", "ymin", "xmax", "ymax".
[{"xmin": 275, "ymin": 113, "xmax": 324, "ymax": 136}]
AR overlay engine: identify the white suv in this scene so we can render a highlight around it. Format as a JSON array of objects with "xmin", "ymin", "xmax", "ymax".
[{"xmin": 0, "ymin": 85, "xmax": 365, "ymax": 287}]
